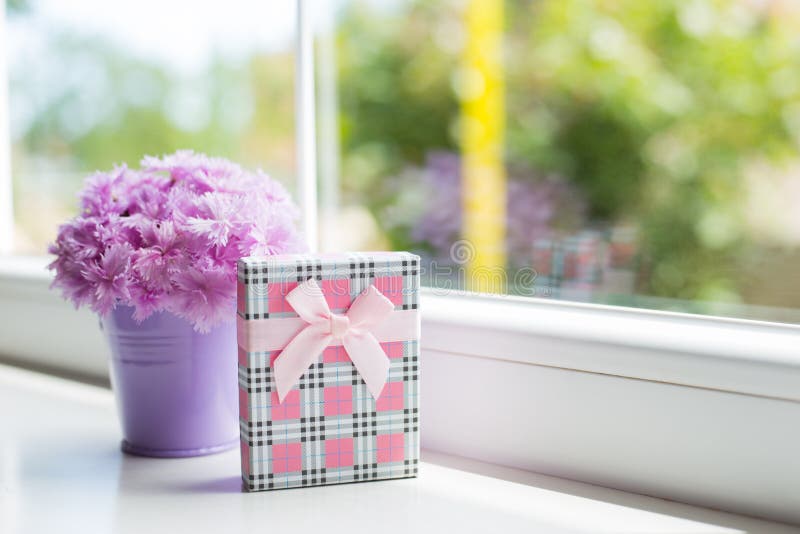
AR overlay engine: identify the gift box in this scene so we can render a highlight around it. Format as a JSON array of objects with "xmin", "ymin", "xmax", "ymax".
[{"xmin": 236, "ymin": 252, "xmax": 420, "ymax": 491}]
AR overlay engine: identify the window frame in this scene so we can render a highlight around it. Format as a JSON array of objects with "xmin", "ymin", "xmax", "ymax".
[
  {"xmin": 0, "ymin": 0, "xmax": 14, "ymax": 253},
  {"xmin": 2, "ymin": 0, "xmax": 800, "ymax": 525},
  {"xmin": 295, "ymin": 0, "xmax": 319, "ymax": 252}
]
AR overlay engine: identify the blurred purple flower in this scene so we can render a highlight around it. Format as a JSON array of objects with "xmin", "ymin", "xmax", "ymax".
[
  {"xmin": 406, "ymin": 151, "xmax": 585, "ymax": 266},
  {"xmin": 409, "ymin": 152, "xmax": 461, "ymax": 256},
  {"xmin": 81, "ymin": 243, "xmax": 133, "ymax": 316},
  {"xmin": 171, "ymin": 265, "xmax": 235, "ymax": 334},
  {"xmin": 49, "ymin": 150, "xmax": 305, "ymax": 332}
]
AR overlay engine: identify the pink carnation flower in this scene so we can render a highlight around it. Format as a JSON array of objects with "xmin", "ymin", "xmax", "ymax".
[{"xmin": 49, "ymin": 150, "xmax": 305, "ymax": 332}]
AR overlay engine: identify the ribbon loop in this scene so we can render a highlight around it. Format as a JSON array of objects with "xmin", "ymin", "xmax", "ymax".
[
  {"xmin": 285, "ymin": 279, "xmax": 329, "ymax": 325},
  {"xmin": 273, "ymin": 279, "xmax": 395, "ymax": 402}
]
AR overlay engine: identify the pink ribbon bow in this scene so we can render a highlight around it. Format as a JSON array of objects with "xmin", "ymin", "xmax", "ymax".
[{"xmin": 273, "ymin": 279, "xmax": 395, "ymax": 402}]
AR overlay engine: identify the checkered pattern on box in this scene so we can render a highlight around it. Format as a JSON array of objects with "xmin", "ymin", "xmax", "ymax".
[
  {"xmin": 237, "ymin": 253, "xmax": 420, "ymax": 491},
  {"xmin": 237, "ymin": 252, "xmax": 419, "ymax": 320}
]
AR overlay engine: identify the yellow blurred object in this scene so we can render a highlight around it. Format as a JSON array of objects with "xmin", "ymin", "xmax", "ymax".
[{"xmin": 460, "ymin": 0, "xmax": 506, "ymax": 293}]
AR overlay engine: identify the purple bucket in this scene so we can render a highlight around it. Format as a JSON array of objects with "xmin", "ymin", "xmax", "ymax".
[{"xmin": 102, "ymin": 307, "xmax": 239, "ymax": 457}]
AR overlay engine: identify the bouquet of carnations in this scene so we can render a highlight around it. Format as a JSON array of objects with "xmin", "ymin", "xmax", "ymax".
[{"xmin": 48, "ymin": 150, "xmax": 305, "ymax": 332}]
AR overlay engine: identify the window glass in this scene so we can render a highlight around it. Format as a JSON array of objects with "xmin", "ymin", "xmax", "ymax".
[
  {"xmin": 320, "ymin": 0, "xmax": 800, "ymax": 323},
  {"xmin": 5, "ymin": 0, "xmax": 297, "ymax": 253}
]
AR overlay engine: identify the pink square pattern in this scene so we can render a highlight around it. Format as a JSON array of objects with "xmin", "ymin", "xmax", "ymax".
[
  {"xmin": 324, "ymin": 386, "xmax": 352, "ymax": 416},
  {"xmin": 376, "ymin": 381, "xmax": 404, "ymax": 412},
  {"xmin": 325, "ymin": 438, "xmax": 354, "ymax": 468},
  {"xmin": 321, "ymin": 278, "xmax": 351, "ymax": 310},
  {"xmin": 381, "ymin": 342, "xmax": 405, "ymax": 360},
  {"xmin": 267, "ymin": 281, "xmax": 299, "ymax": 313},
  {"xmin": 239, "ymin": 388, "xmax": 248, "ymax": 422},
  {"xmin": 272, "ymin": 443, "xmax": 302, "ymax": 473},
  {"xmin": 376, "ymin": 433, "xmax": 405, "ymax": 463},
  {"xmin": 270, "ymin": 390, "xmax": 301, "ymax": 420},
  {"xmin": 237, "ymin": 281, "xmax": 245, "ymax": 314},
  {"xmin": 322, "ymin": 345, "xmax": 350, "ymax": 364},
  {"xmin": 372, "ymin": 276, "xmax": 403, "ymax": 305}
]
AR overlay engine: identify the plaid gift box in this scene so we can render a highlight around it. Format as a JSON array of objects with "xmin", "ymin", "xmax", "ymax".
[{"xmin": 236, "ymin": 252, "xmax": 420, "ymax": 491}]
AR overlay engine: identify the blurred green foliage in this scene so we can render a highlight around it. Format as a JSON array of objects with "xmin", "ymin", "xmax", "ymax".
[
  {"xmin": 13, "ymin": 36, "xmax": 295, "ymax": 176},
  {"xmin": 6, "ymin": 0, "xmax": 29, "ymax": 14},
  {"xmin": 335, "ymin": 2, "xmax": 460, "ymax": 252},
  {"xmin": 9, "ymin": 0, "xmax": 800, "ymax": 311},
  {"xmin": 334, "ymin": 0, "xmax": 800, "ymax": 307}
]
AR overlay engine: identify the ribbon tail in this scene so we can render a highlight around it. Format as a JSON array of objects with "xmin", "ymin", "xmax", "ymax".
[
  {"xmin": 343, "ymin": 331, "xmax": 391, "ymax": 399},
  {"xmin": 274, "ymin": 325, "xmax": 331, "ymax": 403}
]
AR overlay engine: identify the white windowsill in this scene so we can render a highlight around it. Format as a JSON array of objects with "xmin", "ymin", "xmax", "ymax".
[
  {"xmin": 1, "ymin": 256, "xmax": 799, "ymax": 525},
  {"xmin": 2, "ymin": 363, "xmax": 797, "ymax": 534},
  {"xmin": 422, "ymin": 287, "xmax": 800, "ymax": 402}
]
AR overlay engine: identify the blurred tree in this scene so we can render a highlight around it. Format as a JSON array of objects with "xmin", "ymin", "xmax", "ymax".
[
  {"xmin": 6, "ymin": 0, "xmax": 30, "ymax": 14},
  {"xmin": 335, "ymin": 0, "xmax": 800, "ymax": 306},
  {"xmin": 336, "ymin": 2, "xmax": 459, "ymax": 182}
]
